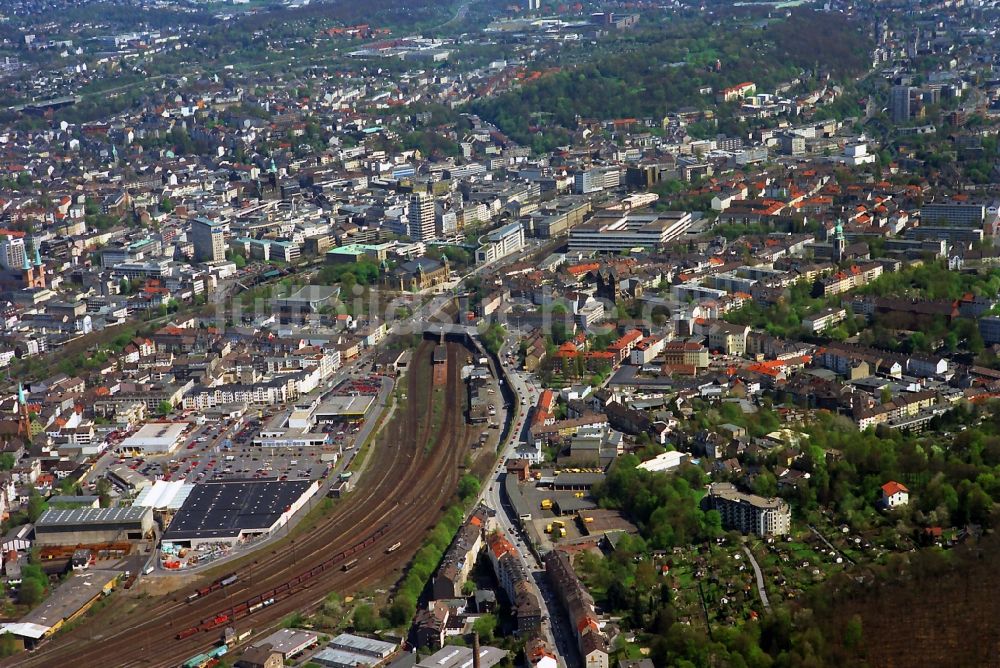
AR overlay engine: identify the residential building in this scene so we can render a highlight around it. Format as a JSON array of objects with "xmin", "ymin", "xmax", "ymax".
[
  {"xmin": 0, "ymin": 233, "xmax": 27, "ymax": 271},
  {"xmin": 661, "ymin": 340, "xmax": 709, "ymax": 368},
  {"xmin": 890, "ymin": 85, "xmax": 911, "ymax": 124},
  {"xmin": 408, "ymin": 192, "xmax": 437, "ymax": 242},
  {"xmin": 801, "ymin": 307, "xmax": 847, "ymax": 333},
  {"xmin": 880, "ymin": 481, "xmax": 909, "ymax": 509},
  {"xmin": 577, "ymin": 300, "xmax": 605, "ymax": 329},
  {"xmin": 431, "ymin": 507, "xmax": 490, "ymax": 600},
  {"xmin": 629, "ymin": 335, "xmax": 665, "ymax": 365},
  {"xmin": 543, "ymin": 550, "xmax": 609, "ymax": 668},
  {"xmin": 980, "ymin": 316, "xmax": 1000, "ymax": 345},
  {"xmin": 708, "ymin": 321, "xmax": 750, "ymax": 356},
  {"xmin": 707, "ymin": 482, "xmax": 791, "ymax": 536},
  {"xmin": 719, "ymin": 81, "xmax": 756, "ymax": 103},
  {"xmin": 853, "ymin": 390, "xmax": 938, "ymax": 431},
  {"xmin": 484, "ymin": 531, "xmax": 542, "ymax": 635},
  {"xmin": 815, "ymin": 263, "xmax": 884, "ymax": 296}
]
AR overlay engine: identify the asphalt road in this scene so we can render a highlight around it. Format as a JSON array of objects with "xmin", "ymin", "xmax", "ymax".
[
  {"xmin": 742, "ymin": 546, "xmax": 771, "ymax": 611},
  {"xmin": 475, "ymin": 332, "xmax": 578, "ymax": 666}
]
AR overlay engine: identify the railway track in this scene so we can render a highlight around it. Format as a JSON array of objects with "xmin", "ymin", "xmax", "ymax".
[{"xmin": 10, "ymin": 341, "xmax": 473, "ymax": 668}]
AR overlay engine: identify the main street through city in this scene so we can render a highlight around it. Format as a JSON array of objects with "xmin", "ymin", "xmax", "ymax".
[{"xmin": 475, "ymin": 331, "xmax": 578, "ymax": 666}]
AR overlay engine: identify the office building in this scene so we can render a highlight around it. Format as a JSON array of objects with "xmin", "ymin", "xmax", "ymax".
[
  {"xmin": 779, "ymin": 134, "xmax": 806, "ymax": 156},
  {"xmin": 438, "ymin": 209, "xmax": 459, "ymax": 237},
  {"xmin": 190, "ymin": 217, "xmax": 227, "ymax": 263},
  {"xmin": 568, "ymin": 211, "xmax": 691, "ymax": 252},
  {"xmin": 573, "ymin": 168, "xmax": 619, "ymax": 195},
  {"xmin": 476, "ymin": 221, "xmax": 525, "ymax": 264},
  {"xmin": 408, "ymin": 192, "xmax": 436, "ymax": 242},
  {"xmin": 903, "ymin": 226, "xmax": 983, "ymax": 245},
  {"xmin": 707, "ymin": 482, "xmax": 790, "ymax": 536},
  {"xmin": 528, "ymin": 196, "xmax": 592, "ymax": 238},
  {"xmin": 890, "ymin": 85, "xmax": 911, "ymax": 124},
  {"xmin": 919, "ymin": 202, "xmax": 986, "ymax": 228}
]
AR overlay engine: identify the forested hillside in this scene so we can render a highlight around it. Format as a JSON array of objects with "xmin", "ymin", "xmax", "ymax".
[{"xmin": 470, "ymin": 10, "xmax": 872, "ymax": 151}]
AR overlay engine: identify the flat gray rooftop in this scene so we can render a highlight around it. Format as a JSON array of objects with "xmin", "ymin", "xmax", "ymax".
[
  {"xmin": 251, "ymin": 627, "xmax": 319, "ymax": 657},
  {"xmin": 21, "ymin": 570, "xmax": 119, "ymax": 631},
  {"xmin": 36, "ymin": 506, "xmax": 149, "ymax": 528}
]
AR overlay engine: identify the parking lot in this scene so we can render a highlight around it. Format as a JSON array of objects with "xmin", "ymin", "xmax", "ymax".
[
  {"xmin": 101, "ymin": 418, "xmax": 330, "ymax": 486},
  {"xmin": 91, "ymin": 374, "xmax": 388, "ymax": 493}
]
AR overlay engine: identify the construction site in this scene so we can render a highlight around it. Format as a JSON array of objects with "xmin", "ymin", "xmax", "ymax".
[{"xmin": 6, "ymin": 337, "xmax": 480, "ymax": 668}]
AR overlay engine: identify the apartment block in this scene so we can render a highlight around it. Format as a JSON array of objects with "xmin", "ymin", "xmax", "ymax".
[{"xmin": 707, "ymin": 482, "xmax": 790, "ymax": 536}]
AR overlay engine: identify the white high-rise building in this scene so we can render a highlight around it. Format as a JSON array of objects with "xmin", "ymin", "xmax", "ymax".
[
  {"xmin": 0, "ymin": 234, "xmax": 26, "ymax": 271},
  {"xmin": 475, "ymin": 221, "xmax": 525, "ymax": 264},
  {"xmin": 408, "ymin": 192, "xmax": 436, "ymax": 242}
]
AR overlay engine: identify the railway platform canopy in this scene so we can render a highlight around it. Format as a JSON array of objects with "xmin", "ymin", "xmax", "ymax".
[{"xmin": 162, "ymin": 478, "xmax": 318, "ymax": 548}]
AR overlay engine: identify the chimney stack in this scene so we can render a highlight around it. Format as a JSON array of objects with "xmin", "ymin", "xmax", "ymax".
[{"xmin": 473, "ymin": 631, "xmax": 481, "ymax": 668}]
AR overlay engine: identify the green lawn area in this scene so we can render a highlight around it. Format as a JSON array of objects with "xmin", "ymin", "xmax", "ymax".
[{"xmin": 674, "ymin": 566, "xmax": 695, "ymax": 588}]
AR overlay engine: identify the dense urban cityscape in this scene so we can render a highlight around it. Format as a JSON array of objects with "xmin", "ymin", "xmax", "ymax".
[{"xmin": 0, "ymin": 0, "xmax": 997, "ymax": 666}]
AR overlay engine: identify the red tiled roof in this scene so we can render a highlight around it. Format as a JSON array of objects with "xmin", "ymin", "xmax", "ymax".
[
  {"xmin": 881, "ymin": 481, "xmax": 908, "ymax": 496},
  {"xmin": 567, "ymin": 262, "xmax": 601, "ymax": 277}
]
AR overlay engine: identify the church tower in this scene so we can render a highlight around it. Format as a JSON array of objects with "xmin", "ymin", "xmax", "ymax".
[
  {"xmin": 21, "ymin": 248, "xmax": 33, "ymax": 287},
  {"xmin": 31, "ymin": 239, "xmax": 45, "ymax": 288},
  {"xmin": 832, "ymin": 220, "xmax": 846, "ymax": 264},
  {"xmin": 17, "ymin": 384, "xmax": 31, "ymax": 440},
  {"xmin": 21, "ymin": 238, "xmax": 45, "ymax": 289}
]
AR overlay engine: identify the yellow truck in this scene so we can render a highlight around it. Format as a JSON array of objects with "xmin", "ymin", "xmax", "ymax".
[{"xmin": 540, "ymin": 499, "xmax": 553, "ymax": 510}]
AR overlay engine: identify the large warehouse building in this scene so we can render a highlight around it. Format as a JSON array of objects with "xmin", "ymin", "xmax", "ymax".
[
  {"xmin": 118, "ymin": 421, "xmax": 187, "ymax": 455},
  {"xmin": 35, "ymin": 507, "xmax": 154, "ymax": 545},
  {"xmin": 0, "ymin": 570, "xmax": 119, "ymax": 645},
  {"xmin": 314, "ymin": 395, "xmax": 375, "ymax": 421},
  {"xmin": 162, "ymin": 479, "xmax": 319, "ymax": 548}
]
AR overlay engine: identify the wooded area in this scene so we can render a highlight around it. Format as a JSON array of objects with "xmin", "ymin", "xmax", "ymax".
[{"xmin": 472, "ymin": 10, "xmax": 872, "ymax": 151}]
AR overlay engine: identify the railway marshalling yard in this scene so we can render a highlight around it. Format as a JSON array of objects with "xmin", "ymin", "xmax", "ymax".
[{"xmin": 7, "ymin": 339, "xmax": 481, "ymax": 668}]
